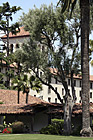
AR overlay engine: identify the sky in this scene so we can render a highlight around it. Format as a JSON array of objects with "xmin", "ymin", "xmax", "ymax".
[{"xmin": 0, "ymin": 0, "xmax": 58, "ymax": 23}]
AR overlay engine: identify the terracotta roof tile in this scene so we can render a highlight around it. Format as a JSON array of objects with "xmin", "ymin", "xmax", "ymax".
[
  {"xmin": 0, "ymin": 89, "xmax": 47, "ymax": 105},
  {"xmin": 0, "ymin": 89, "xmax": 50, "ymax": 114},
  {"xmin": 48, "ymin": 103, "xmax": 93, "ymax": 115},
  {"xmin": 50, "ymin": 68, "xmax": 93, "ymax": 81},
  {"xmin": 1, "ymin": 26, "xmax": 30, "ymax": 39}
]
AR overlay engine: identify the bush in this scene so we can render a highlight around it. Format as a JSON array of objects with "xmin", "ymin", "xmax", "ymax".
[
  {"xmin": 2, "ymin": 127, "xmax": 12, "ymax": 134},
  {"xmin": 71, "ymin": 125, "xmax": 82, "ymax": 136},
  {"xmin": 0, "ymin": 124, "xmax": 4, "ymax": 133},
  {"xmin": 12, "ymin": 121, "xmax": 24, "ymax": 133},
  {"xmin": 40, "ymin": 119, "xmax": 64, "ymax": 135}
]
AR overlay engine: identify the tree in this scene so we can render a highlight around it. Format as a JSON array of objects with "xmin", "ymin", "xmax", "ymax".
[
  {"xmin": 19, "ymin": 4, "xmax": 81, "ymax": 135},
  {"xmin": 12, "ymin": 72, "xmax": 42, "ymax": 104},
  {"xmin": 12, "ymin": 51, "xmax": 42, "ymax": 104},
  {"xmin": 58, "ymin": 0, "xmax": 93, "ymax": 137},
  {"xmin": 0, "ymin": 2, "xmax": 21, "ymax": 88}
]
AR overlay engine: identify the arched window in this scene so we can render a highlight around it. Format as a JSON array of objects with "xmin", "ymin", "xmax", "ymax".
[{"xmin": 16, "ymin": 44, "xmax": 19, "ymax": 49}]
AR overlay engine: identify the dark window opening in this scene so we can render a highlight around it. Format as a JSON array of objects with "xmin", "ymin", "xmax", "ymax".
[
  {"xmin": 48, "ymin": 97, "xmax": 51, "ymax": 102},
  {"xmin": 90, "ymin": 92, "xmax": 92, "ymax": 98},
  {"xmin": 90, "ymin": 83, "xmax": 92, "ymax": 89},
  {"xmin": 16, "ymin": 44, "xmax": 19, "ymax": 49},
  {"xmin": 55, "ymin": 98, "xmax": 57, "ymax": 103},
  {"xmin": 68, "ymin": 79, "xmax": 70, "ymax": 86}
]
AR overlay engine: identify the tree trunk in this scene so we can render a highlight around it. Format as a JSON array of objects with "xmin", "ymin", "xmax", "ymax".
[
  {"xmin": 64, "ymin": 95, "xmax": 73, "ymax": 135},
  {"xmin": 80, "ymin": 0, "xmax": 92, "ymax": 137},
  {"xmin": 18, "ymin": 88, "xmax": 20, "ymax": 104},
  {"xmin": 26, "ymin": 92, "xmax": 29, "ymax": 104},
  {"xmin": 25, "ymin": 88, "xmax": 29, "ymax": 104}
]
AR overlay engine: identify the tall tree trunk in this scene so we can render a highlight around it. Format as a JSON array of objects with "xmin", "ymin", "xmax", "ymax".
[
  {"xmin": 80, "ymin": 0, "xmax": 92, "ymax": 137},
  {"xmin": 6, "ymin": 15, "xmax": 10, "ymax": 88},
  {"xmin": 64, "ymin": 95, "xmax": 73, "ymax": 135}
]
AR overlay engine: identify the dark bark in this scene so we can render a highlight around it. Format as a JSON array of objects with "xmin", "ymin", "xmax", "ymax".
[
  {"xmin": 18, "ymin": 88, "xmax": 20, "ymax": 104},
  {"xmin": 64, "ymin": 95, "xmax": 73, "ymax": 135},
  {"xmin": 71, "ymin": 71, "xmax": 77, "ymax": 103},
  {"xmin": 80, "ymin": 0, "xmax": 92, "ymax": 136},
  {"xmin": 26, "ymin": 89, "xmax": 29, "ymax": 104},
  {"xmin": 26, "ymin": 92, "xmax": 29, "ymax": 104},
  {"xmin": 6, "ymin": 15, "xmax": 10, "ymax": 88}
]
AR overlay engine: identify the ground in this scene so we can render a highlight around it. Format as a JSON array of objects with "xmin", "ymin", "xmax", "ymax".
[{"xmin": 0, "ymin": 134, "xmax": 93, "ymax": 140}]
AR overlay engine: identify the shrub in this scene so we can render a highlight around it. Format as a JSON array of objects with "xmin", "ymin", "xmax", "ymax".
[
  {"xmin": 2, "ymin": 127, "xmax": 12, "ymax": 134},
  {"xmin": 40, "ymin": 119, "xmax": 64, "ymax": 135},
  {"xmin": 71, "ymin": 125, "xmax": 82, "ymax": 136},
  {"xmin": 12, "ymin": 121, "xmax": 24, "ymax": 133},
  {"xmin": 0, "ymin": 124, "xmax": 4, "ymax": 133}
]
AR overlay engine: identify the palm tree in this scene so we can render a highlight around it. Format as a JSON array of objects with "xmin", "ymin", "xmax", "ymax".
[
  {"xmin": 12, "ymin": 74, "xmax": 24, "ymax": 104},
  {"xmin": 12, "ymin": 74, "xmax": 42, "ymax": 104},
  {"xmin": 58, "ymin": 0, "xmax": 92, "ymax": 136}
]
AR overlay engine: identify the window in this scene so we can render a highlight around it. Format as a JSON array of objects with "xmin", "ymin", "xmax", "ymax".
[
  {"xmin": 79, "ymin": 100, "xmax": 82, "ymax": 103},
  {"xmin": 68, "ymin": 79, "xmax": 70, "ymax": 86},
  {"xmin": 62, "ymin": 88, "xmax": 64, "ymax": 95},
  {"xmin": 55, "ymin": 98, "xmax": 57, "ymax": 103},
  {"xmin": 90, "ymin": 92, "xmax": 92, "ymax": 98},
  {"xmin": 80, "ymin": 81, "xmax": 82, "ymax": 87},
  {"xmin": 48, "ymin": 97, "xmax": 51, "ymax": 102},
  {"xmin": 16, "ymin": 44, "xmax": 19, "ymax": 49},
  {"xmin": 90, "ymin": 83, "xmax": 92, "ymax": 89},
  {"xmin": 40, "ymin": 72, "xmax": 42, "ymax": 77},
  {"xmin": 74, "ymin": 80, "xmax": 76, "ymax": 86}
]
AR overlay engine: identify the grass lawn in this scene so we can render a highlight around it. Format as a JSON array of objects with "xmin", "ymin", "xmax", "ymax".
[{"xmin": 0, "ymin": 134, "xmax": 93, "ymax": 140}]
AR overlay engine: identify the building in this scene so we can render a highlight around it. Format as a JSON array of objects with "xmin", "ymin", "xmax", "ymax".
[
  {"xmin": 0, "ymin": 89, "xmax": 51, "ymax": 132},
  {"xmin": 1, "ymin": 26, "xmax": 93, "ymax": 104}
]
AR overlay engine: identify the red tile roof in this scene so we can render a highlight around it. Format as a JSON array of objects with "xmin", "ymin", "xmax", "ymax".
[
  {"xmin": 0, "ymin": 89, "xmax": 50, "ymax": 114},
  {"xmin": 0, "ymin": 89, "xmax": 47, "ymax": 105},
  {"xmin": 47, "ymin": 103, "xmax": 93, "ymax": 115},
  {"xmin": 49, "ymin": 68, "xmax": 93, "ymax": 81},
  {"xmin": 1, "ymin": 26, "xmax": 30, "ymax": 39}
]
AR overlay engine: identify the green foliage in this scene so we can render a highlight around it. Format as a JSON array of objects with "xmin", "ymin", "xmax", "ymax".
[
  {"xmin": 19, "ymin": 3, "xmax": 81, "ymax": 105},
  {"xmin": 0, "ymin": 101, "xmax": 3, "ymax": 104},
  {"xmin": 0, "ymin": 2, "xmax": 21, "ymax": 32},
  {"xmin": 71, "ymin": 125, "xmax": 82, "ymax": 136},
  {"xmin": 40, "ymin": 119, "xmax": 64, "ymax": 135},
  {"xmin": 11, "ymin": 121, "xmax": 24, "ymax": 133}
]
